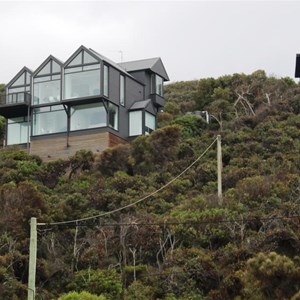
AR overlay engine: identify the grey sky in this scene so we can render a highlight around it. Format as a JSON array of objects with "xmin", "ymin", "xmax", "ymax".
[{"xmin": 0, "ymin": 1, "xmax": 299, "ymax": 84}]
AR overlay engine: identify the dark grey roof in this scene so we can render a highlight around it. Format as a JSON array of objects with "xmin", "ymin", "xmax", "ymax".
[
  {"xmin": 119, "ymin": 57, "xmax": 169, "ymax": 81},
  {"xmin": 129, "ymin": 99, "xmax": 151, "ymax": 110},
  {"xmin": 89, "ymin": 48, "xmax": 134, "ymax": 78}
]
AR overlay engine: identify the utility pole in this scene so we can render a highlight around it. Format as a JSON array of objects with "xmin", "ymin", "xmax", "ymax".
[
  {"xmin": 28, "ymin": 217, "xmax": 37, "ymax": 300},
  {"xmin": 217, "ymin": 135, "xmax": 223, "ymax": 205}
]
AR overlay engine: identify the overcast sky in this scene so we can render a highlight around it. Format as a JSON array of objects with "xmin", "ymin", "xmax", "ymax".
[{"xmin": 0, "ymin": 1, "xmax": 300, "ymax": 84}]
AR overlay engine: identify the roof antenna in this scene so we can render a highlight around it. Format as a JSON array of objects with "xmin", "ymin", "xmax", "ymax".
[{"xmin": 119, "ymin": 50, "xmax": 123, "ymax": 63}]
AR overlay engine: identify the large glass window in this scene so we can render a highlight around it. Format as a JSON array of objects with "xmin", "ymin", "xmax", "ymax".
[
  {"xmin": 64, "ymin": 50, "xmax": 100, "ymax": 100},
  {"xmin": 129, "ymin": 110, "xmax": 142, "ymax": 136},
  {"xmin": 33, "ymin": 105, "xmax": 67, "ymax": 136},
  {"xmin": 70, "ymin": 103, "xmax": 106, "ymax": 131},
  {"xmin": 120, "ymin": 75, "xmax": 125, "ymax": 106},
  {"xmin": 7, "ymin": 117, "xmax": 30, "ymax": 145},
  {"xmin": 33, "ymin": 79, "xmax": 60, "ymax": 105},
  {"xmin": 108, "ymin": 102, "xmax": 118, "ymax": 130},
  {"xmin": 145, "ymin": 112, "xmax": 155, "ymax": 134},
  {"xmin": 151, "ymin": 74, "xmax": 164, "ymax": 96},
  {"xmin": 33, "ymin": 59, "xmax": 61, "ymax": 105},
  {"xmin": 64, "ymin": 68, "xmax": 100, "ymax": 99},
  {"xmin": 104, "ymin": 65, "xmax": 109, "ymax": 97}
]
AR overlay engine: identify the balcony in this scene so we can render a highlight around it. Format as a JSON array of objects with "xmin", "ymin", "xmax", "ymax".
[{"xmin": 0, "ymin": 92, "xmax": 31, "ymax": 118}]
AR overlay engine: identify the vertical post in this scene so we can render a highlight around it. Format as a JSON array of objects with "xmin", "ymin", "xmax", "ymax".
[
  {"xmin": 28, "ymin": 217, "xmax": 37, "ymax": 300},
  {"xmin": 217, "ymin": 135, "xmax": 223, "ymax": 205},
  {"xmin": 27, "ymin": 103, "xmax": 30, "ymax": 154}
]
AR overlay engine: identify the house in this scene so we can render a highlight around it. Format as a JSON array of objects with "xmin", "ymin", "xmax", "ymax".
[{"xmin": 0, "ymin": 46, "xmax": 169, "ymax": 160}]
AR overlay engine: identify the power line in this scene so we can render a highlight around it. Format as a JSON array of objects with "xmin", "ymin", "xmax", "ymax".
[
  {"xmin": 37, "ymin": 214, "xmax": 300, "ymax": 231},
  {"xmin": 38, "ymin": 137, "xmax": 218, "ymax": 227}
]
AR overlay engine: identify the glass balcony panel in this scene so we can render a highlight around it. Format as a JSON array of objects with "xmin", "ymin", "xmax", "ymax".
[{"xmin": 7, "ymin": 118, "xmax": 29, "ymax": 145}]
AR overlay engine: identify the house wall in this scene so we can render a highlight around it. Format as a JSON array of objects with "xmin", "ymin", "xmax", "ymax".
[{"xmin": 30, "ymin": 130, "xmax": 127, "ymax": 161}]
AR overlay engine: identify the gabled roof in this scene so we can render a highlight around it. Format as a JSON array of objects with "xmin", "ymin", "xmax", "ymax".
[
  {"xmin": 130, "ymin": 99, "xmax": 151, "ymax": 110},
  {"xmin": 88, "ymin": 48, "xmax": 134, "ymax": 79},
  {"xmin": 129, "ymin": 99, "xmax": 156, "ymax": 115},
  {"xmin": 63, "ymin": 45, "xmax": 101, "ymax": 67},
  {"xmin": 33, "ymin": 55, "xmax": 63, "ymax": 77},
  {"xmin": 119, "ymin": 57, "xmax": 169, "ymax": 81},
  {"xmin": 6, "ymin": 66, "xmax": 33, "ymax": 88}
]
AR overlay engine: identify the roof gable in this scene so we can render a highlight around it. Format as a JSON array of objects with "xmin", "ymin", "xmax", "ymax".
[
  {"xmin": 64, "ymin": 45, "xmax": 101, "ymax": 67},
  {"xmin": 33, "ymin": 55, "xmax": 63, "ymax": 77},
  {"xmin": 6, "ymin": 66, "xmax": 32, "ymax": 88},
  {"xmin": 119, "ymin": 57, "xmax": 169, "ymax": 81}
]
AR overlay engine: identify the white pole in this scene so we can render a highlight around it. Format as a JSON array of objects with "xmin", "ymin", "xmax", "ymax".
[
  {"xmin": 28, "ymin": 217, "xmax": 37, "ymax": 300},
  {"xmin": 217, "ymin": 135, "xmax": 223, "ymax": 205}
]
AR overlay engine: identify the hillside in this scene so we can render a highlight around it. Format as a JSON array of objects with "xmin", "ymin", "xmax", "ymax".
[{"xmin": 0, "ymin": 71, "xmax": 300, "ymax": 299}]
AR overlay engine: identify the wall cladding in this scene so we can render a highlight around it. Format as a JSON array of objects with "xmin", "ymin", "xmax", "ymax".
[{"xmin": 30, "ymin": 131, "xmax": 126, "ymax": 161}]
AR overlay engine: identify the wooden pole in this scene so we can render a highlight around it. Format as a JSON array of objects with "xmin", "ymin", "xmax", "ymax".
[
  {"xmin": 28, "ymin": 217, "xmax": 37, "ymax": 300},
  {"xmin": 217, "ymin": 135, "xmax": 223, "ymax": 205}
]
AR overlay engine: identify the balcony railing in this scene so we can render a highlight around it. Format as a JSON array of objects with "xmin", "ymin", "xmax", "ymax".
[{"xmin": 0, "ymin": 92, "xmax": 31, "ymax": 106}]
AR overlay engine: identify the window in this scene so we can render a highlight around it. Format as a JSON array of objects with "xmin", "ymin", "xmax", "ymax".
[
  {"xmin": 64, "ymin": 50, "xmax": 100, "ymax": 100},
  {"xmin": 156, "ymin": 75, "xmax": 163, "ymax": 96},
  {"xmin": 145, "ymin": 112, "xmax": 155, "ymax": 134},
  {"xmin": 70, "ymin": 103, "xmax": 106, "ymax": 131},
  {"xmin": 33, "ymin": 105, "xmax": 67, "ymax": 136},
  {"xmin": 33, "ymin": 59, "xmax": 61, "ymax": 105},
  {"xmin": 104, "ymin": 65, "xmax": 109, "ymax": 97},
  {"xmin": 108, "ymin": 102, "xmax": 118, "ymax": 130},
  {"xmin": 129, "ymin": 110, "xmax": 142, "ymax": 136},
  {"xmin": 151, "ymin": 74, "xmax": 164, "ymax": 97},
  {"xmin": 120, "ymin": 75, "xmax": 125, "ymax": 106},
  {"xmin": 7, "ymin": 70, "xmax": 31, "ymax": 104},
  {"xmin": 7, "ymin": 117, "xmax": 30, "ymax": 145}
]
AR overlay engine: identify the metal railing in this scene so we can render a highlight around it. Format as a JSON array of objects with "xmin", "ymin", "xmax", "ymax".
[{"xmin": 0, "ymin": 92, "xmax": 31, "ymax": 105}]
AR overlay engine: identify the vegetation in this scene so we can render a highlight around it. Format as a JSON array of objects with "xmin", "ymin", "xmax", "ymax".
[{"xmin": 0, "ymin": 70, "xmax": 300, "ymax": 299}]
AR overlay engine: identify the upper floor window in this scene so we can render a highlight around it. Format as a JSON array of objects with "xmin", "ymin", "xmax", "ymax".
[
  {"xmin": 120, "ymin": 74, "xmax": 125, "ymax": 106},
  {"xmin": 151, "ymin": 74, "xmax": 164, "ymax": 97},
  {"xmin": 104, "ymin": 65, "xmax": 109, "ymax": 97},
  {"xmin": 64, "ymin": 50, "xmax": 100, "ymax": 100},
  {"xmin": 7, "ymin": 69, "xmax": 31, "ymax": 104},
  {"xmin": 33, "ymin": 59, "xmax": 61, "ymax": 105}
]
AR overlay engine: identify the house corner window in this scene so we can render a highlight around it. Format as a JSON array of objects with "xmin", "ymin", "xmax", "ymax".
[
  {"xmin": 129, "ymin": 110, "xmax": 142, "ymax": 136},
  {"xmin": 120, "ymin": 74, "xmax": 125, "ymax": 106},
  {"xmin": 151, "ymin": 74, "xmax": 163, "ymax": 97},
  {"xmin": 104, "ymin": 65, "xmax": 109, "ymax": 97},
  {"xmin": 145, "ymin": 112, "xmax": 155, "ymax": 135},
  {"xmin": 108, "ymin": 102, "xmax": 118, "ymax": 130}
]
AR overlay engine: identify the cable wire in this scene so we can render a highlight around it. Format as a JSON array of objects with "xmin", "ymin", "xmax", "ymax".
[{"xmin": 38, "ymin": 137, "xmax": 218, "ymax": 227}]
